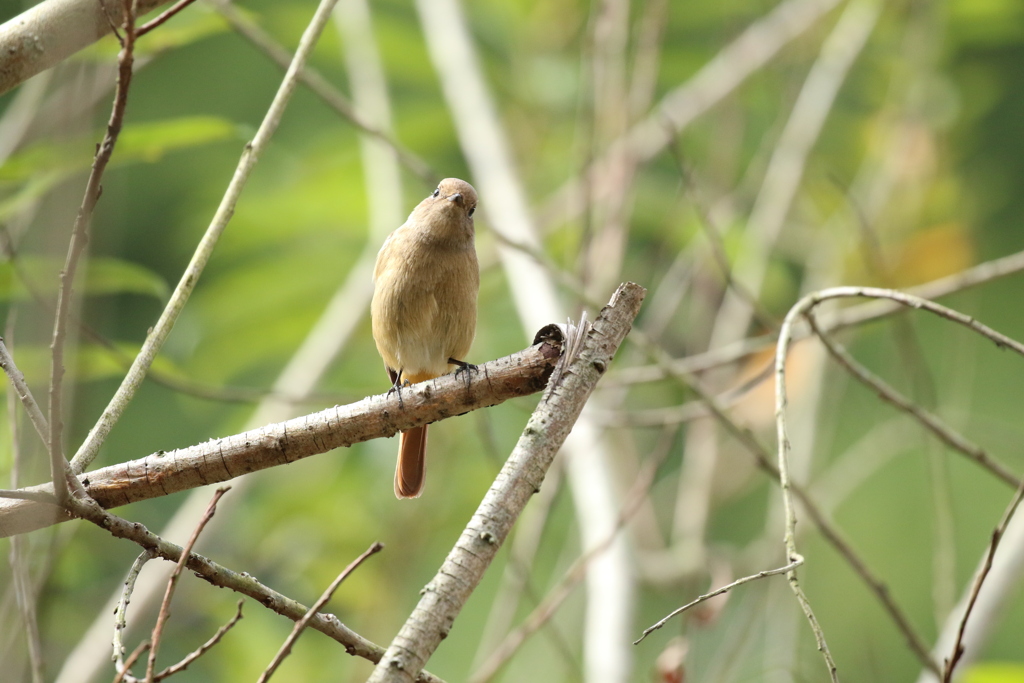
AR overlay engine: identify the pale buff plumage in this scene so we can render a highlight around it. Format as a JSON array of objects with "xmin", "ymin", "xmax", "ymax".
[{"xmin": 371, "ymin": 178, "xmax": 479, "ymax": 498}]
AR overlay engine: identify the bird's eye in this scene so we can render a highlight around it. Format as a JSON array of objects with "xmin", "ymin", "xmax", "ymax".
[
  {"xmin": 432, "ymin": 188, "xmax": 440, "ymax": 198},
  {"xmin": 468, "ymin": 207, "xmax": 475, "ymax": 217}
]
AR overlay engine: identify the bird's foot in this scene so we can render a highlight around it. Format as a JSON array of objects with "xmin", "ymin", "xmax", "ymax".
[{"xmin": 449, "ymin": 358, "xmax": 478, "ymax": 385}]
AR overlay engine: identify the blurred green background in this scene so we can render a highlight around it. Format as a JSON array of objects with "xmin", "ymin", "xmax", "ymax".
[{"xmin": 1, "ymin": 0, "xmax": 1024, "ymax": 681}]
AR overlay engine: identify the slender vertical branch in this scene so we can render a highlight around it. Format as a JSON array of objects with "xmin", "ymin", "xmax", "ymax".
[
  {"xmin": 776, "ymin": 299, "xmax": 840, "ymax": 682},
  {"xmin": 69, "ymin": 0, "xmax": 344, "ymax": 473},
  {"xmin": 48, "ymin": 0, "xmax": 139, "ymax": 506},
  {"xmin": 941, "ymin": 479, "xmax": 1024, "ymax": 682},
  {"xmin": 145, "ymin": 487, "xmax": 229, "ymax": 682}
]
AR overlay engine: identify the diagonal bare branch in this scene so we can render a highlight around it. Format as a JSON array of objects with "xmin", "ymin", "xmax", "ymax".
[{"xmin": 366, "ymin": 283, "xmax": 645, "ymax": 683}]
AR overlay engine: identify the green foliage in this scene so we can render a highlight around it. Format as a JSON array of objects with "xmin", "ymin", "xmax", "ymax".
[
  {"xmin": 966, "ymin": 662, "xmax": 1024, "ymax": 683},
  {"xmin": 0, "ymin": 256, "xmax": 168, "ymax": 302},
  {"xmin": 1, "ymin": 0, "xmax": 1024, "ymax": 681}
]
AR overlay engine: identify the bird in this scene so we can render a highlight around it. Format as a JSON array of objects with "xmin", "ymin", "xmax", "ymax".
[{"xmin": 370, "ymin": 178, "xmax": 480, "ymax": 498}]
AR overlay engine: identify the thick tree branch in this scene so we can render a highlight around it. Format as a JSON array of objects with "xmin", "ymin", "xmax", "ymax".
[
  {"xmin": 0, "ymin": 0, "xmax": 173, "ymax": 96},
  {"xmin": 0, "ymin": 339, "xmax": 562, "ymax": 537},
  {"xmin": 366, "ymin": 282, "xmax": 645, "ymax": 683}
]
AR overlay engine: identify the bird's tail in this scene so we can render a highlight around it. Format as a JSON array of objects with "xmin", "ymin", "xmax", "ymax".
[{"xmin": 395, "ymin": 425, "xmax": 428, "ymax": 498}]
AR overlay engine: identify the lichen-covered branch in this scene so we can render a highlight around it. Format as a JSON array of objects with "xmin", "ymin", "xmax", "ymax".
[{"xmin": 366, "ymin": 282, "xmax": 645, "ymax": 683}]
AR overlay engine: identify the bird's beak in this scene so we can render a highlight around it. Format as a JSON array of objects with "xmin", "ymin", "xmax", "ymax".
[{"xmin": 448, "ymin": 193, "xmax": 463, "ymax": 204}]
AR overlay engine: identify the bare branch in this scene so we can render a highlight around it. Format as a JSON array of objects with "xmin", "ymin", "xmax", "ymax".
[
  {"xmin": 69, "ymin": 0, "xmax": 344, "ymax": 474},
  {"xmin": 258, "ymin": 542, "xmax": 383, "ymax": 683},
  {"xmin": 114, "ymin": 550, "xmax": 157, "ymax": 679},
  {"xmin": 0, "ymin": 0, "xmax": 174, "ymax": 96},
  {"xmin": 136, "ymin": 0, "xmax": 198, "ymax": 37},
  {"xmin": 470, "ymin": 420, "xmax": 678, "ymax": 683},
  {"xmin": 72, "ymin": 495, "xmax": 446, "ymax": 682},
  {"xmin": 611, "ymin": 247, "xmax": 1024, "ymax": 387},
  {"xmin": 807, "ymin": 312, "xmax": 1021, "ymax": 487},
  {"xmin": 113, "ymin": 641, "xmax": 150, "ymax": 683},
  {"xmin": 0, "ymin": 338, "xmax": 562, "ymax": 538},
  {"xmin": 942, "ymin": 479, "xmax": 1024, "ymax": 682},
  {"xmin": 366, "ymin": 283, "xmax": 645, "ymax": 683},
  {"xmin": 146, "ymin": 487, "xmax": 229, "ymax": 682},
  {"xmin": 627, "ymin": 324, "xmax": 940, "ymax": 674},
  {"xmin": 635, "ymin": 559, "xmax": 802, "ymax": 644},
  {"xmin": 0, "ymin": 339, "xmax": 48, "ymax": 446},
  {"xmin": 153, "ymin": 600, "xmax": 243, "ymax": 681},
  {"xmin": 49, "ymin": 0, "xmax": 139, "ymax": 508}
]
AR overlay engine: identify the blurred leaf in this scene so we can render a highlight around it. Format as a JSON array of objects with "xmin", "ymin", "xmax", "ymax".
[
  {"xmin": 0, "ymin": 256, "xmax": 168, "ymax": 301},
  {"xmin": 116, "ymin": 116, "xmax": 241, "ymax": 164},
  {"xmin": 0, "ymin": 116, "xmax": 239, "ymax": 182},
  {"xmin": 891, "ymin": 223, "xmax": 975, "ymax": 286},
  {"xmin": 964, "ymin": 662, "xmax": 1024, "ymax": 683},
  {"xmin": 9, "ymin": 342, "xmax": 181, "ymax": 383}
]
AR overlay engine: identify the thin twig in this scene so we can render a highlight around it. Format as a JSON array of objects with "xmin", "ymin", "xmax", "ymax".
[
  {"xmin": 635, "ymin": 558, "xmax": 803, "ymax": 644},
  {"xmin": 806, "ymin": 312, "xmax": 1021, "ymax": 487},
  {"xmin": 0, "ymin": 338, "xmax": 48, "ymax": 446},
  {"xmin": 775, "ymin": 284, "xmax": 1024, "ymax": 678},
  {"xmin": 114, "ymin": 550, "xmax": 157, "ymax": 678},
  {"xmin": 70, "ymin": 495, "xmax": 445, "ymax": 682},
  {"xmin": 609, "ymin": 247, "xmax": 1024, "ymax": 387},
  {"xmin": 7, "ymin": 329, "xmax": 44, "ymax": 683},
  {"xmin": 942, "ymin": 478, "xmax": 1024, "ymax": 682},
  {"xmin": 626, "ymin": 324, "xmax": 940, "ymax": 674},
  {"xmin": 258, "ymin": 542, "xmax": 383, "ymax": 683},
  {"xmin": 49, "ymin": 0, "xmax": 139, "ymax": 504},
  {"xmin": 113, "ymin": 641, "xmax": 151, "ymax": 683},
  {"xmin": 152, "ymin": 600, "xmax": 243, "ymax": 681},
  {"xmin": 69, "ymin": 0, "xmax": 344, "ymax": 474},
  {"xmin": 136, "ymin": 0, "xmax": 198, "ymax": 37},
  {"xmin": 146, "ymin": 487, "xmax": 229, "ymax": 682}
]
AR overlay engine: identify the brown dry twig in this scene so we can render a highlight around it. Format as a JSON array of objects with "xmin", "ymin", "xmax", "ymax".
[
  {"xmin": 942, "ymin": 479, "xmax": 1024, "ymax": 682},
  {"xmin": 627, "ymin": 325, "xmax": 940, "ymax": 675},
  {"xmin": 136, "ymin": 0, "xmax": 198, "ymax": 37},
  {"xmin": 806, "ymin": 311, "xmax": 1020, "ymax": 488},
  {"xmin": 77, "ymin": 492, "xmax": 444, "ymax": 682},
  {"xmin": 258, "ymin": 542, "xmax": 384, "ymax": 683},
  {"xmin": 48, "ymin": 0, "xmax": 139, "ymax": 507},
  {"xmin": 635, "ymin": 558, "xmax": 803, "ymax": 644},
  {"xmin": 146, "ymin": 487, "xmax": 230, "ymax": 681}
]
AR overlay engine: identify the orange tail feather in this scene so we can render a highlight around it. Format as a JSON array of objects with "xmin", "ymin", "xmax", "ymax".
[{"xmin": 395, "ymin": 425, "xmax": 428, "ymax": 498}]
